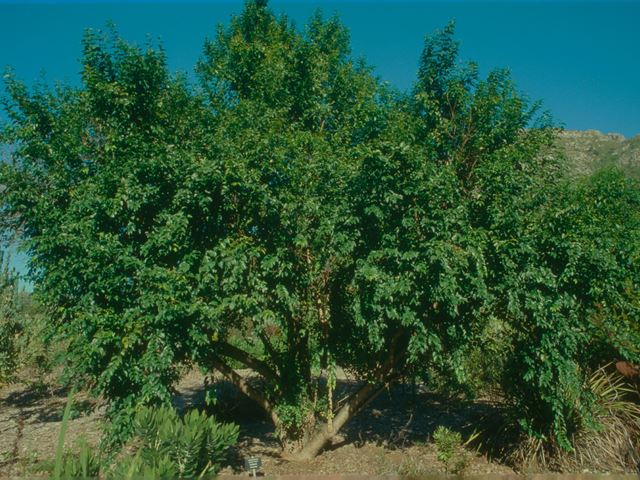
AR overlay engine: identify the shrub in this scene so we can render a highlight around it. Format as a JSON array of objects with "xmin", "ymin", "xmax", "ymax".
[
  {"xmin": 49, "ymin": 394, "xmax": 237, "ymax": 479},
  {"xmin": 432, "ymin": 425, "xmax": 470, "ymax": 474},
  {"xmin": 499, "ymin": 169, "xmax": 640, "ymax": 450},
  {"xmin": 0, "ymin": 251, "xmax": 20, "ymax": 384},
  {"xmin": 116, "ymin": 405, "xmax": 239, "ymax": 478},
  {"xmin": 510, "ymin": 365, "xmax": 640, "ymax": 472}
]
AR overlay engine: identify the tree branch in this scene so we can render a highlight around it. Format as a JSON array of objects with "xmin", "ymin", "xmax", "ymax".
[
  {"xmin": 216, "ymin": 341, "xmax": 280, "ymax": 383},
  {"xmin": 209, "ymin": 355, "xmax": 280, "ymax": 426},
  {"xmin": 257, "ymin": 330, "xmax": 280, "ymax": 373}
]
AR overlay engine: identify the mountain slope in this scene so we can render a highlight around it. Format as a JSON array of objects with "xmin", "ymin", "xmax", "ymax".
[{"xmin": 556, "ymin": 130, "xmax": 640, "ymax": 179}]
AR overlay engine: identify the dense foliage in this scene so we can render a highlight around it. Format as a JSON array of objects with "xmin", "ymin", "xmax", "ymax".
[
  {"xmin": 1, "ymin": 0, "xmax": 638, "ymax": 460},
  {"xmin": 2, "ymin": 28, "xmax": 209, "ymax": 441},
  {"xmin": 501, "ymin": 169, "xmax": 640, "ymax": 446}
]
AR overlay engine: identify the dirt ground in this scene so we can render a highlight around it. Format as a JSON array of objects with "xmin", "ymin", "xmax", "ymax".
[
  {"xmin": 196, "ymin": 374, "xmax": 517, "ymax": 477},
  {"xmin": 0, "ymin": 378, "xmax": 103, "ymax": 477},
  {"xmin": 2, "ymin": 371, "xmax": 639, "ymax": 479},
  {"xmin": 0, "ymin": 368, "xmax": 522, "ymax": 478}
]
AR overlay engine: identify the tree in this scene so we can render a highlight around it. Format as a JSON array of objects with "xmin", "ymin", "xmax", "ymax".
[
  {"xmin": 193, "ymin": 2, "xmax": 386, "ymax": 451},
  {"xmin": 2, "ymin": 25, "xmax": 213, "ymax": 444},
  {"xmin": 1, "ymin": 1, "xmax": 384, "ymax": 452},
  {"xmin": 2, "ymin": 1, "xmax": 637, "ymax": 461}
]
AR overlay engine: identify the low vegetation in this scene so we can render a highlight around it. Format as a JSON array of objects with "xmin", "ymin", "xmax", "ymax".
[
  {"xmin": 0, "ymin": 250, "xmax": 48, "ymax": 387},
  {"xmin": 0, "ymin": 252, "xmax": 19, "ymax": 384},
  {"xmin": 0, "ymin": 0, "xmax": 638, "ymax": 475},
  {"xmin": 45, "ymin": 394, "xmax": 238, "ymax": 479},
  {"xmin": 433, "ymin": 426, "xmax": 471, "ymax": 474},
  {"xmin": 508, "ymin": 365, "xmax": 640, "ymax": 472},
  {"xmin": 117, "ymin": 405, "xmax": 239, "ymax": 478}
]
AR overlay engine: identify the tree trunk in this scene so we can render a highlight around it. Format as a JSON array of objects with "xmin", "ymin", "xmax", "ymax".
[
  {"xmin": 210, "ymin": 332, "xmax": 406, "ymax": 461},
  {"xmin": 287, "ymin": 379, "xmax": 389, "ymax": 461},
  {"xmin": 288, "ymin": 333, "xmax": 406, "ymax": 460}
]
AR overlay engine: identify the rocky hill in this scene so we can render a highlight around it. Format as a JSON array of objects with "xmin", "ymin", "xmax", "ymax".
[{"xmin": 556, "ymin": 129, "xmax": 640, "ymax": 179}]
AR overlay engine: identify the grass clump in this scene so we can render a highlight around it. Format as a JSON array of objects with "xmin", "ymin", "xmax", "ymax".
[{"xmin": 55, "ymin": 438, "xmax": 102, "ymax": 480}]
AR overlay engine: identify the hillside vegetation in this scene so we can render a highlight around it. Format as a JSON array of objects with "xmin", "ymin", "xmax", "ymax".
[{"xmin": 558, "ymin": 129, "xmax": 640, "ymax": 178}]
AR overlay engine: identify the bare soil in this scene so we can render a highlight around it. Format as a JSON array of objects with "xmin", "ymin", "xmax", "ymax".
[
  {"xmin": 203, "ymin": 372, "xmax": 516, "ymax": 478},
  {"xmin": 0, "ymin": 374, "xmax": 103, "ymax": 478}
]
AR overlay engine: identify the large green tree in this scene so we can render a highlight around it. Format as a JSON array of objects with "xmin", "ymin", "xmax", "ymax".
[
  {"xmin": 1, "ymin": 1, "xmax": 638, "ymax": 460},
  {"xmin": 2, "ymin": 27, "xmax": 211, "ymax": 429},
  {"xmin": 1, "ymin": 2, "xmax": 385, "ymax": 452}
]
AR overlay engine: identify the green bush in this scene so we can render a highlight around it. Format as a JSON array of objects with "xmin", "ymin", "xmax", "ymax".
[
  {"xmin": 499, "ymin": 169, "xmax": 640, "ymax": 449},
  {"xmin": 510, "ymin": 365, "xmax": 640, "ymax": 472},
  {"xmin": 50, "ymin": 403, "xmax": 237, "ymax": 479},
  {"xmin": 116, "ymin": 405, "xmax": 239, "ymax": 479},
  {"xmin": 432, "ymin": 426, "xmax": 470, "ymax": 474}
]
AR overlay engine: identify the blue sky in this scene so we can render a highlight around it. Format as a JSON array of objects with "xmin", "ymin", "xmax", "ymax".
[{"xmin": 0, "ymin": 1, "xmax": 638, "ymax": 137}]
